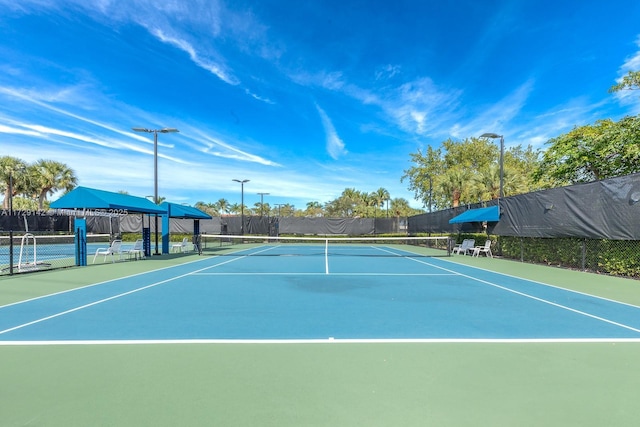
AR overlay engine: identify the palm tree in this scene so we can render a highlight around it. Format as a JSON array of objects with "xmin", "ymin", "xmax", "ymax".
[
  {"xmin": 390, "ymin": 198, "xmax": 412, "ymax": 217},
  {"xmin": 441, "ymin": 169, "xmax": 469, "ymax": 208},
  {"xmin": 253, "ymin": 201, "xmax": 270, "ymax": 216},
  {"xmin": 215, "ymin": 198, "xmax": 230, "ymax": 215},
  {"xmin": 228, "ymin": 203, "xmax": 241, "ymax": 215},
  {"xmin": 305, "ymin": 201, "xmax": 323, "ymax": 217},
  {"xmin": 33, "ymin": 159, "xmax": 78, "ymax": 209},
  {"xmin": 0, "ymin": 156, "xmax": 28, "ymax": 210},
  {"xmin": 472, "ymin": 164, "xmax": 501, "ymax": 201},
  {"xmin": 372, "ymin": 187, "xmax": 390, "ymax": 217}
]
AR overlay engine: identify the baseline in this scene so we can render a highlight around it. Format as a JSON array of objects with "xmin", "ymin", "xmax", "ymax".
[{"xmin": 2, "ymin": 337, "xmax": 640, "ymax": 346}]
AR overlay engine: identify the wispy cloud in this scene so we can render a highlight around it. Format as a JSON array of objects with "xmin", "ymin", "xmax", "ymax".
[
  {"xmin": 151, "ymin": 28, "xmax": 239, "ymax": 86},
  {"xmin": 0, "ymin": 123, "xmax": 42, "ymax": 136},
  {"xmin": 292, "ymin": 69, "xmax": 462, "ymax": 137},
  {"xmin": 0, "ymin": 85, "xmax": 174, "ymax": 149},
  {"xmin": 449, "ymin": 79, "xmax": 534, "ymax": 141},
  {"xmin": 178, "ymin": 125, "xmax": 281, "ymax": 167},
  {"xmin": 316, "ymin": 104, "xmax": 347, "ymax": 160}
]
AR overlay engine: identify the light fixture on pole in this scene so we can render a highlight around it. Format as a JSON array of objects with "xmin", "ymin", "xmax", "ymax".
[
  {"xmin": 132, "ymin": 127, "xmax": 179, "ymax": 255},
  {"xmin": 480, "ymin": 133, "xmax": 504, "ymax": 199},
  {"xmin": 257, "ymin": 192, "xmax": 269, "ymax": 217},
  {"xmin": 233, "ymin": 179, "xmax": 250, "ymax": 235}
]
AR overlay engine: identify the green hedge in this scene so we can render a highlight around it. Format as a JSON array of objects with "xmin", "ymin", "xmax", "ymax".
[{"xmin": 496, "ymin": 236, "xmax": 640, "ymax": 278}]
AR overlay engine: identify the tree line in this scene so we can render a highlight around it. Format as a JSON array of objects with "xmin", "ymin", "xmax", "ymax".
[
  {"xmin": 402, "ymin": 71, "xmax": 640, "ymax": 209},
  {"xmin": 0, "ymin": 157, "xmax": 77, "ymax": 211},
  {"xmin": 194, "ymin": 188, "xmax": 424, "ymax": 218}
]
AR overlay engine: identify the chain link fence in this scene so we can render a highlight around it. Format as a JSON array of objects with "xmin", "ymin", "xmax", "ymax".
[{"xmin": 496, "ymin": 236, "xmax": 640, "ymax": 278}]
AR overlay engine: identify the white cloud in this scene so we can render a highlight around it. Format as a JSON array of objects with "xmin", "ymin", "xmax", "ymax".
[
  {"xmin": 316, "ymin": 105, "xmax": 347, "ymax": 160},
  {"xmin": 449, "ymin": 79, "xmax": 534, "ymax": 141},
  {"xmin": 151, "ymin": 29, "xmax": 239, "ymax": 86},
  {"xmin": 0, "ymin": 123, "xmax": 42, "ymax": 136}
]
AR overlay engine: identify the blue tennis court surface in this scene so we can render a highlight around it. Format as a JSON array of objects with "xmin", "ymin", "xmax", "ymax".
[{"xmin": 2, "ymin": 244, "xmax": 640, "ymax": 342}]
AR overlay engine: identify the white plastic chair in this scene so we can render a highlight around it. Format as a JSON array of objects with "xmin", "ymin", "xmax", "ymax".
[
  {"xmin": 123, "ymin": 239, "xmax": 145, "ymax": 260},
  {"xmin": 171, "ymin": 237, "xmax": 190, "ymax": 253},
  {"xmin": 473, "ymin": 240, "xmax": 493, "ymax": 257},
  {"xmin": 93, "ymin": 240, "xmax": 123, "ymax": 263},
  {"xmin": 453, "ymin": 239, "xmax": 475, "ymax": 255}
]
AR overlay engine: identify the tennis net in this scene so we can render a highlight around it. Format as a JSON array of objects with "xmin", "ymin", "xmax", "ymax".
[{"xmin": 199, "ymin": 235, "xmax": 452, "ymax": 257}]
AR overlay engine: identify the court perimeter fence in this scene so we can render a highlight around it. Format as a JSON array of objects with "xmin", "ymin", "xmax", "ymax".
[
  {"xmin": 2, "ymin": 173, "xmax": 640, "ymax": 277},
  {"xmin": 410, "ymin": 172, "xmax": 640, "ymax": 278}
]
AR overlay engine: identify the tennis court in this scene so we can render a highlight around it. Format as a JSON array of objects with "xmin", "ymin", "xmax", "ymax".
[{"xmin": 1, "ymin": 237, "xmax": 639, "ymax": 426}]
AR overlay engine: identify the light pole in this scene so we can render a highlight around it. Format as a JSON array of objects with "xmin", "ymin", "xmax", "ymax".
[
  {"xmin": 7, "ymin": 166, "xmax": 27, "ymax": 216},
  {"xmin": 233, "ymin": 179, "xmax": 249, "ymax": 234},
  {"xmin": 428, "ymin": 175, "xmax": 433, "ymax": 213},
  {"xmin": 132, "ymin": 127, "xmax": 179, "ymax": 254},
  {"xmin": 9, "ymin": 172, "xmax": 15, "ymax": 216},
  {"xmin": 257, "ymin": 192, "xmax": 269, "ymax": 217},
  {"xmin": 480, "ymin": 133, "xmax": 504, "ymax": 199}
]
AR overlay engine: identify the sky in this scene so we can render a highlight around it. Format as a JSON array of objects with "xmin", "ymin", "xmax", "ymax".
[{"xmin": 1, "ymin": 0, "xmax": 640, "ymax": 211}]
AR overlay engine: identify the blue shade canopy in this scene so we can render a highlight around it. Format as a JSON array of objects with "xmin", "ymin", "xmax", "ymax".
[
  {"xmin": 50, "ymin": 186, "xmax": 166, "ymax": 214},
  {"xmin": 449, "ymin": 206, "xmax": 500, "ymax": 224},
  {"xmin": 160, "ymin": 202, "xmax": 212, "ymax": 219}
]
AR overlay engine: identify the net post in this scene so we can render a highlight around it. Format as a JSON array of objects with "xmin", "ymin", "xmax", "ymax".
[{"xmin": 9, "ymin": 230, "xmax": 14, "ymax": 275}]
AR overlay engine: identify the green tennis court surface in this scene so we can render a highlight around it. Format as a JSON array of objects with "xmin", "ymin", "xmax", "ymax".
[{"xmin": 1, "ymin": 242, "xmax": 639, "ymax": 426}]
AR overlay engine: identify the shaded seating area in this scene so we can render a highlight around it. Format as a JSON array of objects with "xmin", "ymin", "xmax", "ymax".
[
  {"xmin": 160, "ymin": 202, "xmax": 212, "ymax": 254},
  {"xmin": 50, "ymin": 186, "xmax": 166, "ymax": 264}
]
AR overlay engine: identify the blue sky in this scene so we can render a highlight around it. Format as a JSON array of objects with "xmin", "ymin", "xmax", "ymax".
[{"xmin": 1, "ymin": 0, "xmax": 639, "ymax": 210}]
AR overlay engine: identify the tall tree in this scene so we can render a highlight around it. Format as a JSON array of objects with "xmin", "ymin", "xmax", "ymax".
[
  {"xmin": 0, "ymin": 156, "xmax": 29, "ymax": 210},
  {"xmin": 228, "ymin": 203, "xmax": 241, "ymax": 215},
  {"xmin": 371, "ymin": 187, "xmax": 390, "ymax": 217},
  {"xmin": 403, "ymin": 138, "xmax": 542, "ymax": 208},
  {"xmin": 33, "ymin": 159, "xmax": 78, "ymax": 209},
  {"xmin": 533, "ymin": 116, "xmax": 640, "ymax": 185},
  {"xmin": 253, "ymin": 201, "xmax": 270, "ymax": 216},
  {"xmin": 304, "ymin": 201, "xmax": 324, "ymax": 217},
  {"xmin": 325, "ymin": 188, "xmax": 362, "ymax": 217},
  {"xmin": 215, "ymin": 198, "xmax": 230, "ymax": 215}
]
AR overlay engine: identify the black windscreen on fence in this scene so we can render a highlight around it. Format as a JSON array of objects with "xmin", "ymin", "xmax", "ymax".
[{"xmin": 409, "ymin": 173, "xmax": 640, "ymax": 240}]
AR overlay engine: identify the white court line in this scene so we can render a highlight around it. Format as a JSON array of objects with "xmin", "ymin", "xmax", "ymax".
[
  {"xmin": 0, "ymin": 254, "xmax": 258, "ymax": 336},
  {"xmin": 438, "ymin": 256, "xmax": 640, "ymax": 310},
  {"xmin": 2, "ymin": 337, "xmax": 640, "ymax": 346},
  {"xmin": 192, "ymin": 272, "xmax": 457, "ymax": 276},
  {"xmin": 0, "ymin": 255, "xmax": 221, "ymax": 310},
  {"xmin": 403, "ymin": 255, "xmax": 640, "ymax": 334}
]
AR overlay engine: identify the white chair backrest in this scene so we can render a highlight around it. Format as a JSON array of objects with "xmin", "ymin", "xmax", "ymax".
[{"xmin": 110, "ymin": 240, "xmax": 122, "ymax": 253}]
